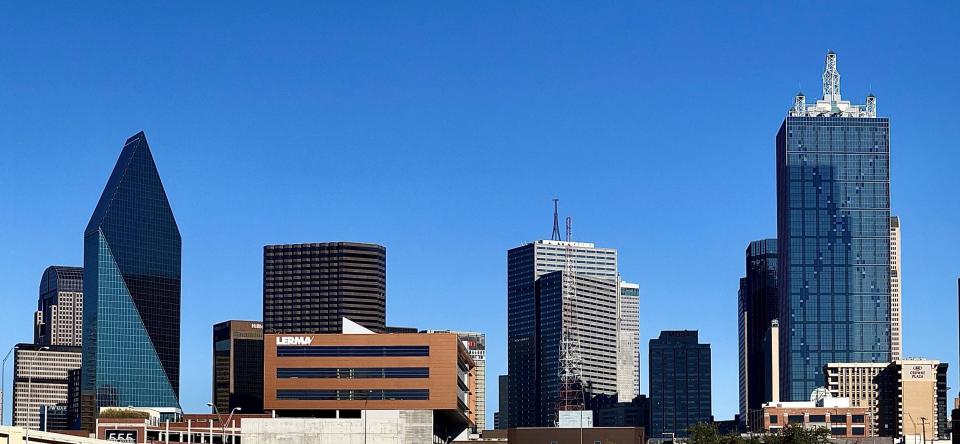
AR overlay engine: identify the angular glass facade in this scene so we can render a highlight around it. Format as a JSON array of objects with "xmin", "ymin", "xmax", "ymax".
[
  {"xmin": 81, "ymin": 132, "xmax": 181, "ymax": 428},
  {"xmin": 776, "ymin": 116, "xmax": 891, "ymax": 401}
]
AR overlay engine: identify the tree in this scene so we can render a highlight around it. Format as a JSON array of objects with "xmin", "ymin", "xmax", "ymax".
[
  {"xmin": 688, "ymin": 422, "xmax": 721, "ymax": 444},
  {"xmin": 99, "ymin": 408, "xmax": 150, "ymax": 419},
  {"xmin": 765, "ymin": 424, "xmax": 831, "ymax": 444}
]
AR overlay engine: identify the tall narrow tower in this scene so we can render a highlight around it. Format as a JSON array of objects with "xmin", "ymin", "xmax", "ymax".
[
  {"xmin": 81, "ymin": 132, "xmax": 182, "ymax": 429},
  {"xmin": 777, "ymin": 52, "xmax": 891, "ymax": 400},
  {"xmin": 890, "ymin": 216, "xmax": 902, "ymax": 360}
]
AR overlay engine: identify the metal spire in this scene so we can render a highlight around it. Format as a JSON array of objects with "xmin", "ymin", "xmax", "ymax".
[
  {"xmin": 822, "ymin": 50, "xmax": 841, "ymax": 102},
  {"xmin": 550, "ymin": 199, "xmax": 561, "ymax": 241},
  {"xmin": 557, "ymin": 216, "xmax": 585, "ymax": 419}
]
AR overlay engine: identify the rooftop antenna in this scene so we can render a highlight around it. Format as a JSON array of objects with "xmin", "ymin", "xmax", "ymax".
[
  {"xmin": 822, "ymin": 50, "xmax": 841, "ymax": 102},
  {"xmin": 551, "ymin": 199, "xmax": 561, "ymax": 241},
  {"xmin": 557, "ymin": 216, "xmax": 585, "ymax": 421}
]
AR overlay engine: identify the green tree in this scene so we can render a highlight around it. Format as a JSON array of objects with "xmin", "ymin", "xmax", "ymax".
[
  {"xmin": 764, "ymin": 424, "xmax": 830, "ymax": 444},
  {"xmin": 99, "ymin": 408, "xmax": 150, "ymax": 419},
  {"xmin": 688, "ymin": 422, "xmax": 722, "ymax": 444}
]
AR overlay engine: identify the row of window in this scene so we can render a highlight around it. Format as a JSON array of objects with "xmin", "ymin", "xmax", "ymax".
[
  {"xmin": 277, "ymin": 346, "xmax": 430, "ymax": 357},
  {"xmin": 770, "ymin": 414, "xmax": 864, "ymax": 424},
  {"xmin": 276, "ymin": 389, "xmax": 429, "ymax": 401},
  {"xmin": 277, "ymin": 367, "xmax": 429, "ymax": 379}
]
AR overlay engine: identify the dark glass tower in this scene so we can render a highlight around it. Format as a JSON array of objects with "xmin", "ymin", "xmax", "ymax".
[
  {"xmin": 81, "ymin": 132, "xmax": 181, "ymax": 428},
  {"xmin": 263, "ymin": 242, "xmax": 386, "ymax": 334},
  {"xmin": 737, "ymin": 239, "xmax": 778, "ymax": 428},
  {"xmin": 649, "ymin": 330, "xmax": 711, "ymax": 439},
  {"xmin": 213, "ymin": 320, "xmax": 264, "ymax": 414},
  {"xmin": 777, "ymin": 52, "xmax": 890, "ymax": 401}
]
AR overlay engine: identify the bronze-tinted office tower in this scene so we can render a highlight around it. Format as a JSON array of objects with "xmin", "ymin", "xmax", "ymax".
[
  {"xmin": 263, "ymin": 242, "xmax": 386, "ymax": 334},
  {"xmin": 212, "ymin": 320, "xmax": 264, "ymax": 414}
]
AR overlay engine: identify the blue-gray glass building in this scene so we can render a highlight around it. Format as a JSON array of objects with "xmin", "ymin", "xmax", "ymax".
[
  {"xmin": 648, "ymin": 330, "xmax": 711, "ymax": 439},
  {"xmin": 737, "ymin": 239, "xmax": 778, "ymax": 429},
  {"xmin": 777, "ymin": 52, "xmax": 890, "ymax": 401},
  {"xmin": 81, "ymin": 132, "xmax": 182, "ymax": 429}
]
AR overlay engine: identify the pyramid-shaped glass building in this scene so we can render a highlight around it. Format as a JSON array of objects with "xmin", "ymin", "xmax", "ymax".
[{"xmin": 81, "ymin": 132, "xmax": 181, "ymax": 427}]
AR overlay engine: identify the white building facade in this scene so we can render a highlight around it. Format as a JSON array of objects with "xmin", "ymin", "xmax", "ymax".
[{"xmin": 617, "ymin": 281, "xmax": 640, "ymax": 402}]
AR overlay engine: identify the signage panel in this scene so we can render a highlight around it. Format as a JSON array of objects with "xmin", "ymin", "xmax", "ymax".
[
  {"xmin": 276, "ymin": 336, "xmax": 314, "ymax": 346},
  {"xmin": 105, "ymin": 430, "xmax": 139, "ymax": 443}
]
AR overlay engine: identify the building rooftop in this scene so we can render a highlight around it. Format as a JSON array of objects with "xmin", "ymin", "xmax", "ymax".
[{"xmin": 789, "ymin": 51, "xmax": 878, "ymax": 118}]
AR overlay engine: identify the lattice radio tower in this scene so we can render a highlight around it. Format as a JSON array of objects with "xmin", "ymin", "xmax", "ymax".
[{"xmin": 556, "ymin": 216, "xmax": 585, "ymax": 417}]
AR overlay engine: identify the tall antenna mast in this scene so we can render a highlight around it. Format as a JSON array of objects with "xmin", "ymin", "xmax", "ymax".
[
  {"xmin": 557, "ymin": 216, "xmax": 585, "ymax": 419},
  {"xmin": 551, "ymin": 199, "xmax": 561, "ymax": 241},
  {"xmin": 822, "ymin": 50, "xmax": 841, "ymax": 102}
]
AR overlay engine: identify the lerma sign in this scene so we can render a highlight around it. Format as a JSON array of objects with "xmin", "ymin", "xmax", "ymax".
[{"xmin": 276, "ymin": 336, "xmax": 314, "ymax": 346}]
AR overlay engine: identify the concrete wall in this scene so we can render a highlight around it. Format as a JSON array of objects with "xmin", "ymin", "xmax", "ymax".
[{"xmin": 241, "ymin": 411, "xmax": 434, "ymax": 444}]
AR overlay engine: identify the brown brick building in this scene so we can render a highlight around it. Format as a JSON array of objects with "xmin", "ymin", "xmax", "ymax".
[
  {"xmin": 761, "ymin": 401, "xmax": 870, "ymax": 438},
  {"xmin": 263, "ymin": 332, "xmax": 476, "ymax": 435}
]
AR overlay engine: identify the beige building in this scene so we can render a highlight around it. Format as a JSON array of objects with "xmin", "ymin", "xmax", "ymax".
[
  {"xmin": 12, "ymin": 345, "xmax": 82, "ymax": 430},
  {"xmin": 878, "ymin": 359, "xmax": 948, "ymax": 442},
  {"xmin": 890, "ymin": 216, "xmax": 902, "ymax": 361},
  {"xmin": 825, "ymin": 362, "xmax": 887, "ymax": 435},
  {"xmin": 826, "ymin": 359, "xmax": 949, "ymax": 441}
]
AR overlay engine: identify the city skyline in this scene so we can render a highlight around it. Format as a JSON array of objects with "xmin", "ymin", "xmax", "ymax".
[{"xmin": 3, "ymin": 3, "xmax": 960, "ymax": 426}]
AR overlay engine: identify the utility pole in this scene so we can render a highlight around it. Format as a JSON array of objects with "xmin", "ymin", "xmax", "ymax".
[
  {"xmin": 1, "ymin": 345, "xmax": 14, "ymax": 426},
  {"xmin": 920, "ymin": 417, "xmax": 928, "ymax": 444}
]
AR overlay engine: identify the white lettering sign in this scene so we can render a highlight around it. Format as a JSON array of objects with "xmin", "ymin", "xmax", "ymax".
[
  {"xmin": 276, "ymin": 336, "xmax": 313, "ymax": 346},
  {"xmin": 908, "ymin": 365, "xmax": 931, "ymax": 380},
  {"xmin": 105, "ymin": 430, "xmax": 138, "ymax": 443}
]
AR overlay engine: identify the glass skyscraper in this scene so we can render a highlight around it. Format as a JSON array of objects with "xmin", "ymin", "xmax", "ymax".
[
  {"xmin": 213, "ymin": 320, "xmax": 264, "ymax": 414},
  {"xmin": 81, "ymin": 132, "xmax": 182, "ymax": 428},
  {"xmin": 777, "ymin": 52, "xmax": 891, "ymax": 401},
  {"xmin": 737, "ymin": 239, "xmax": 777, "ymax": 429},
  {"xmin": 649, "ymin": 330, "xmax": 711, "ymax": 439}
]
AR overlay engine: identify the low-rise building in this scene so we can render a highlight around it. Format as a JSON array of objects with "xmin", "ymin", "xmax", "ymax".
[
  {"xmin": 451, "ymin": 427, "xmax": 645, "ymax": 444},
  {"xmin": 825, "ymin": 359, "xmax": 949, "ymax": 442},
  {"xmin": 262, "ymin": 318, "xmax": 476, "ymax": 441},
  {"xmin": 96, "ymin": 412, "xmax": 270, "ymax": 443},
  {"xmin": 760, "ymin": 391, "xmax": 870, "ymax": 438},
  {"xmin": 825, "ymin": 362, "xmax": 887, "ymax": 434}
]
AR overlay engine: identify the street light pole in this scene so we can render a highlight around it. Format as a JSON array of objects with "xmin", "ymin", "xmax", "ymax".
[
  {"xmin": 1, "ymin": 345, "xmax": 15, "ymax": 426},
  {"xmin": 920, "ymin": 417, "xmax": 928, "ymax": 444},
  {"xmin": 224, "ymin": 407, "xmax": 240, "ymax": 444},
  {"xmin": 26, "ymin": 346, "xmax": 50, "ymax": 444},
  {"xmin": 206, "ymin": 403, "xmax": 223, "ymax": 444}
]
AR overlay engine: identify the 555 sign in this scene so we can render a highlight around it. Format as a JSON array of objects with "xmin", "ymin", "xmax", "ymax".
[{"xmin": 105, "ymin": 429, "xmax": 139, "ymax": 443}]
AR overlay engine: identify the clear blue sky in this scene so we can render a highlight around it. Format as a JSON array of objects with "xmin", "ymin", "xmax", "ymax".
[{"xmin": 2, "ymin": 2, "xmax": 959, "ymax": 424}]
